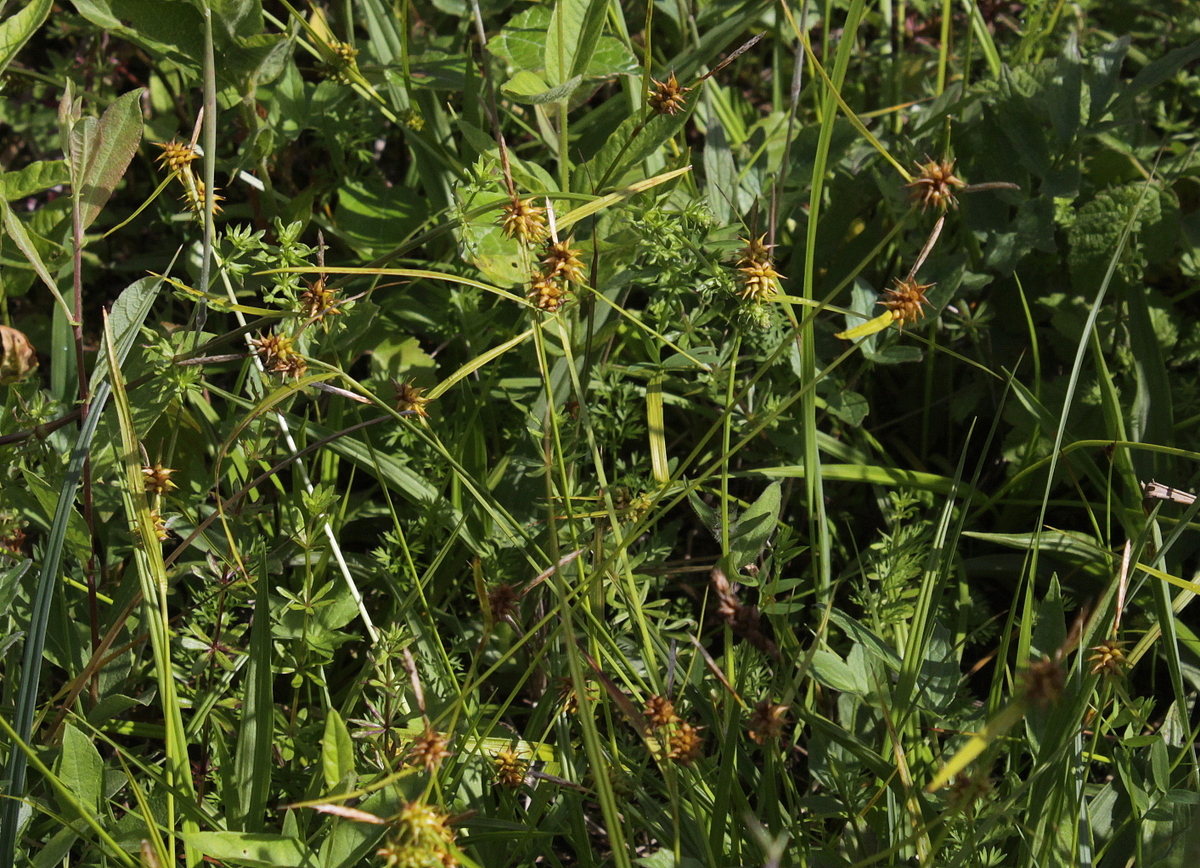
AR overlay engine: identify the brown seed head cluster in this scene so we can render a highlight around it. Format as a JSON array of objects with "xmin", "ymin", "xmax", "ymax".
[
  {"xmin": 142, "ymin": 463, "xmax": 178, "ymax": 497},
  {"xmin": 906, "ymin": 158, "xmax": 966, "ymax": 212},
  {"xmin": 250, "ymin": 332, "xmax": 306, "ymax": 379},
  {"xmin": 710, "ymin": 567, "xmax": 780, "ymax": 660},
  {"xmin": 299, "ymin": 277, "xmax": 341, "ymax": 322},
  {"xmin": 556, "ymin": 675, "xmax": 598, "ymax": 715},
  {"xmin": 406, "ymin": 727, "xmax": 452, "ymax": 772},
  {"xmin": 880, "ymin": 276, "xmax": 933, "ymax": 329},
  {"xmin": 486, "ymin": 583, "xmax": 520, "ymax": 625},
  {"xmin": 542, "ymin": 238, "xmax": 586, "ymax": 286},
  {"xmin": 376, "ymin": 801, "xmax": 458, "ymax": 868},
  {"xmin": 643, "ymin": 695, "xmax": 678, "ymax": 729},
  {"xmin": 1020, "ymin": 655, "xmax": 1065, "ymax": 707},
  {"xmin": 736, "ymin": 235, "xmax": 781, "ymax": 302},
  {"xmin": 648, "ymin": 72, "xmax": 692, "ymax": 116},
  {"xmin": 1087, "ymin": 639, "xmax": 1126, "ymax": 680},
  {"xmin": 527, "ymin": 234, "xmax": 587, "ymax": 313},
  {"xmin": 393, "ymin": 380, "xmax": 431, "ymax": 418},
  {"xmin": 667, "ymin": 720, "xmax": 704, "ymax": 766},
  {"xmin": 499, "ymin": 197, "xmax": 548, "ymax": 244},
  {"xmin": 527, "ymin": 274, "xmax": 567, "ymax": 313},
  {"xmin": 492, "ymin": 747, "xmax": 527, "ymax": 790},
  {"xmin": 946, "ymin": 771, "xmax": 993, "ymax": 818},
  {"xmin": 747, "ymin": 699, "xmax": 789, "ymax": 745}
]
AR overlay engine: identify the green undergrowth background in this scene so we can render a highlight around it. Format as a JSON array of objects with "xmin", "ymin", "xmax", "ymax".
[{"xmin": 3, "ymin": 1, "xmax": 1200, "ymax": 866}]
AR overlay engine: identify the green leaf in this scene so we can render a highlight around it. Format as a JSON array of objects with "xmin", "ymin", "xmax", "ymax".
[
  {"xmin": 334, "ymin": 177, "xmax": 427, "ymax": 257},
  {"xmin": 458, "ymin": 194, "xmax": 531, "ymax": 288},
  {"xmin": 702, "ymin": 118, "xmax": 736, "ymax": 224},
  {"xmin": 822, "ymin": 389, "xmax": 869, "ymax": 427},
  {"xmin": 687, "ymin": 487, "xmax": 719, "ymax": 541},
  {"xmin": 489, "ymin": 7, "xmax": 549, "ymax": 73},
  {"xmin": 0, "ymin": 161, "xmax": 69, "ymax": 202},
  {"xmin": 0, "ymin": 561, "xmax": 31, "ymax": 616},
  {"xmin": 582, "ymin": 87, "xmax": 699, "ymax": 190},
  {"xmin": 317, "ymin": 790, "xmax": 394, "ymax": 868},
  {"xmin": 917, "ymin": 621, "xmax": 960, "ymax": 713},
  {"xmin": 56, "ymin": 724, "xmax": 103, "ymax": 817},
  {"xmin": 231, "ymin": 568, "xmax": 273, "ymax": 832},
  {"xmin": 183, "ymin": 832, "xmax": 310, "ymax": 868},
  {"xmin": 20, "ymin": 470, "xmax": 91, "ymax": 563},
  {"xmin": 70, "ymin": 0, "xmax": 205, "ymax": 72},
  {"xmin": 69, "ymin": 87, "xmax": 145, "ymax": 232},
  {"xmin": 809, "ymin": 648, "xmax": 868, "ymax": 695},
  {"xmin": 321, "ymin": 709, "xmax": 355, "ymax": 792},
  {"xmin": 0, "ymin": 195, "xmax": 75, "ymax": 322},
  {"xmin": 1068, "ymin": 183, "xmax": 1159, "ymax": 291},
  {"xmin": 728, "ymin": 482, "xmax": 781, "ymax": 571},
  {"xmin": 1086, "ymin": 37, "xmax": 1129, "ymax": 125},
  {"xmin": 210, "ymin": 0, "xmax": 264, "ymax": 41},
  {"xmin": 1111, "ymin": 37, "xmax": 1200, "ymax": 117},
  {"xmin": 88, "ymin": 274, "xmax": 166, "ymax": 395},
  {"xmin": 0, "ymin": 0, "xmax": 52, "ymax": 76},
  {"xmin": 546, "ymin": 0, "xmax": 609, "ymax": 87},
  {"xmin": 501, "ymin": 71, "xmax": 582, "ymax": 105}
]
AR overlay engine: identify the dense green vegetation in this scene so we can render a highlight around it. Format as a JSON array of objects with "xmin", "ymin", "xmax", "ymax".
[{"xmin": 3, "ymin": 1, "xmax": 1200, "ymax": 866}]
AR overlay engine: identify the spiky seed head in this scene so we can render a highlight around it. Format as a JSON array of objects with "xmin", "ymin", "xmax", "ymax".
[
  {"xmin": 499, "ymin": 197, "xmax": 548, "ymax": 244},
  {"xmin": 736, "ymin": 234, "xmax": 774, "ymax": 267},
  {"xmin": 492, "ymin": 747, "xmax": 527, "ymax": 789},
  {"xmin": 486, "ymin": 583, "xmax": 519, "ymax": 624},
  {"xmin": 528, "ymin": 275, "xmax": 567, "ymax": 312},
  {"xmin": 155, "ymin": 139, "xmax": 199, "ymax": 175},
  {"xmin": 738, "ymin": 260, "xmax": 781, "ymax": 302},
  {"xmin": 1087, "ymin": 639, "xmax": 1126, "ymax": 679},
  {"xmin": 880, "ymin": 276, "xmax": 933, "ymax": 328},
  {"xmin": 906, "ymin": 158, "xmax": 966, "ymax": 212},
  {"xmin": 376, "ymin": 801, "xmax": 458, "ymax": 868},
  {"xmin": 393, "ymin": 380, "xmax": 431, "ymax": 417},
  {"xmin": 406, "ymin": 728, "xmax": 452, "ymax": 772},
  {"xmin": 648, "ymin": 72, "xmax": 692, "ymax": 116},
  {"xmin": 735, "ymin": 235, "xmax": 782, "ymax": 302},
  {"xmin": 322, "ymin": 41, "xmax": 361, "ymax": 85},
  {"xmin": 181, "ymin": 177, "xmax": 224, "ymax": 216},
  {"xmin": 747, "ymin": 699, "xmax": 789, "ymax": 744},
  {"xmin": 250, "ymin": 332, "xmax": 306, "ymax": 379},
  {"xmin": 542, "ymin": 238, "xmax": 586, "ymax": 285},
  {"xmin": 399, "ymin": 108, "xmax": 425, "ymax": 132},
  {"xmin": 300, "ymin": 277, "xmax": 341, "ymax": 321},
  {"xmin": 142, "ymin": 463, "xmax": 178, "ymax": 496}
]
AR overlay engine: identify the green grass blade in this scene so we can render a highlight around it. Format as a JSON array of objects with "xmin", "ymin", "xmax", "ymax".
[
  {"xmin": 231, "ymin": 560, "xmax": 275, "ymax": 832},
  {"xmin": 103, "ymin": 311, "xmax": 199, "ymax": 865}
]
